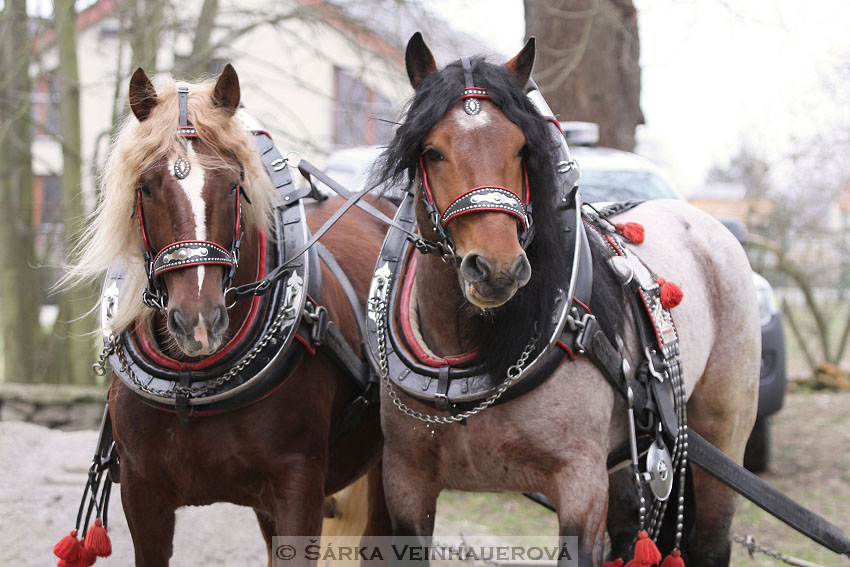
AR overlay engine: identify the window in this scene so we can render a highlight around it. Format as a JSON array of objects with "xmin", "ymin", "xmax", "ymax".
[
  {"xmin": 31, "ymin": 74, "xmax": 60, "ymax": 137},
  {"xmin": 333, "ymin": 67, "xmax": 394, "ymax": 147}
]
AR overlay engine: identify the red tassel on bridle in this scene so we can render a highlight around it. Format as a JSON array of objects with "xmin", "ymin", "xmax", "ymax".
[
  {"xmin": 54, "ymin": 530, "xmax": 82, "ymax": 564},
  {"xmin": 84, "ymin": 518, "xmax": 112, "ymax": 558},
  {"xmin": 661, "ymin": 550, "xmax": 685, "ymax": 567},
  {"xmin": 657, "ymin": 277, "xmax": 683, "ymax": 309},
  {"xmin": 625, "ymin": 531, "xmax": 662, "ymax": 567},
  {"xmin": 603, "ymin": 559, "xmax": 625, "ymax": 567},
  {"xmin": 616, "ymin": 222, "xmax": 645, "ymax": 244}
]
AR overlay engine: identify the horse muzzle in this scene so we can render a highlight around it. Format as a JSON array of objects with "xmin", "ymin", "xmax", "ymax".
[
  {"xmin": 167, "ymin": 304, "xmax": 229, "ymax": 356},
  {"xmin": 459, "ymin": 251, "xmax": 531, "ymax": 309}
]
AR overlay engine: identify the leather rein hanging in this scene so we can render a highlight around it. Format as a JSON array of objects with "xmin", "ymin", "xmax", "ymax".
[{"xmin": 139, "ymin": 86, "xmax": 247, "ymax": 311}]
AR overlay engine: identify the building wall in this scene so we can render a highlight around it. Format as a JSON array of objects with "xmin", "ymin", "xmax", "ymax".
[{"xmin": 32, "ymin": 0, "xmax": 410, "ymax": 209}]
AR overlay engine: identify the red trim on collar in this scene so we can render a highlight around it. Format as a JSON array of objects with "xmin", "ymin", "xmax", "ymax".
[
  {"xmin": 398, "ymin": 253, "xmax": 480, "ymax": 367},
  {"xmin": 137, "ymin": 232, "xmax": 268, "ymax": 370},
  {"xmin": 556, "ymin": 340, "xmax": 578, "ymax": 361}
]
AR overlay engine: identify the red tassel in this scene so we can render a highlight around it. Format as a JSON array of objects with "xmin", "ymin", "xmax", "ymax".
[
  {"xmin": 657, "ymin": 277, "xmax": 683, "ymax": 309},
  {"xmin": 616, "ymin": 222, "xmax": 645, "ymax": 244},
  {"xmin": 54, "ymin": 529, "xmax": 82, "ymax": 562},
  {"xmin": 603, "ymin": 559, "xmax": 625, "ymax": 567},
  {"xmin": 57, "ymin": 550, "xmax": 94, "ymax": 567},
  {"xmin": 661, "ymin": 550, "xmax": 684, "ymax": 567},
  {"xmin": 627, "ymin": 531, "xmax": 662, "ymax": 567},
  {"xmin": 80, "ymin": 539, "xmax": 99, "ymax": 566},
  {"xmin": 84, "ymin": 518, "xmax": 112, "ymax": 557}
]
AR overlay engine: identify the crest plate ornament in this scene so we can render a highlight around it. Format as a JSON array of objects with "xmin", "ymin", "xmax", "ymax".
[{"xmin": 174, "ymin": 156, "xmax": 191, "ymax": 179}]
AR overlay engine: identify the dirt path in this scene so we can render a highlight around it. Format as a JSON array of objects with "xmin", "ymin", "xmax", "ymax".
[{"xmin": 1, "ymin": 390, "xmax": 848, "ymax": 566}]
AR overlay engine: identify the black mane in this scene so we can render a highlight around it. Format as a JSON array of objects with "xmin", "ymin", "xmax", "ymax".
[{"xmin": 373, "ymin": 56, "xmax": 620, "ymax": 378}]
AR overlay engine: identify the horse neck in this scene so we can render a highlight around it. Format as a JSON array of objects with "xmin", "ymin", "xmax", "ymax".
[{"xmin": 414, "ymin": 251, "xmax": 484, "ymax": 357}]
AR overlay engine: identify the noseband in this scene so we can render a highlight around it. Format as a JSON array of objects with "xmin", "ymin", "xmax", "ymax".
[
  {"xmin": 140, "ymin": 86, "xmax": 245, "ymax": 310},
  {"xmin": 417, "ymin": 56, "xmax": 534, "ymax": 259}
]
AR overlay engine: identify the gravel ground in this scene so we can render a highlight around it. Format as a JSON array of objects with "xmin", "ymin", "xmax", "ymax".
[{"xmin": 2, "ymin": 390, "xmax": 848, "ymax": 566}]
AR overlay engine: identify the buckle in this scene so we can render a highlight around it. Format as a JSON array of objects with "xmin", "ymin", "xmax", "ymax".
[
  {"xmin": 305, "ymin": 303, "xmax": 329, "ymax": 345},
  {"xmin": 568, "ymin": 307, "xmax": 596, "ymax": 355}
]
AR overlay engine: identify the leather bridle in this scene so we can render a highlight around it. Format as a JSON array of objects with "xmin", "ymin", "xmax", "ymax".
[
  {"xmin": 138, "ymin": 86, "xmax": 246, "ymax": 311},
  {"xmin": 416, "ymin": 56, "xmax": 535, "ymax": 260}
]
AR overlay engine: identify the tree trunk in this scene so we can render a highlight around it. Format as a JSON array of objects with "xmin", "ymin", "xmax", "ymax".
[
  {"xmin": 524, "ymin": 0, "xmax": 644, "ymax": 151},
  {"xmin": 179, "ymin": 0, "xmax": 220, "ymax": 78},
  {"xmin": 0, "ymin": 0, "xmax": 41, "ymax": 383},
  {"xmin": 128, "ymin": 0, "xmax": 168, "ymax": 72},
  {"xmin": 54, "ymin": 0, "xmax": 98, "ymax": 384}
]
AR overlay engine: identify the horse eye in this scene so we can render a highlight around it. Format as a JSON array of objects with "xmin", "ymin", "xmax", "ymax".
[
  {"xmin": 229, "ymin": 183, "xmax": 239, "ymax": 195},
  {"xmin": 137, "ymin": 183, "xmax": 152, "ymax": 197},
  {"xmin": 425, "ymin": 148, "xmax": 444, "ymax": 162},
  {"xmin": 518, "ymin": 145, "xmax": 528, "ymax": 158}
]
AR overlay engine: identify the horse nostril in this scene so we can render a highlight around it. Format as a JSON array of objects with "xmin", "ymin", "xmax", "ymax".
[
  {"xmin": 460, "ymin": 254, "xmax": 493, "ymax": 283},
  {"xmin": 207, "ymin": 305, "xmax": 228, "ymax": 334},
  {"xmin": 169, "ymin": 308, "xmax": 194, "ymax": 336},
  {"xmin": 512, "ymin": 254, "xmax": 531, "ymax": 286}
]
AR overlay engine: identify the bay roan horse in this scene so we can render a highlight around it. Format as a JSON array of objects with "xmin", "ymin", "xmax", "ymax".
[
  {"xmin": 372, "ymin": 34, "xmax": 760, "ymax": 567},
  {"xmin": 61, "ymin": 65, "xmax": 391, "ymax": 565}
]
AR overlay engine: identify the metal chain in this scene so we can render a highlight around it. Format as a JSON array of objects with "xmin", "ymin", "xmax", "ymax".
[
  {"xmin": 92, "ymin": 336, "xmax": 117, "ymax": 376},
  {"xmin": 113, "ymin": 284, "xmax": 299, "ymax": 398},
  {"xmin": 375, "ymin": 298, "xmax": 537, "ymax": 425},
  {"xmin": 732, "ymin": 534, "xmax": 836, "ymax": 567}
]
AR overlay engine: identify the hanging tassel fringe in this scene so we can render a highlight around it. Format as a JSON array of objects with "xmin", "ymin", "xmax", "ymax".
[
  {"xmin": 616, "ymin": 222, "xmax": 645, "ymax": 244},
  {"xmin": 657, "ymin": 277, "xmax": 683, "ymax": 309},
  {"xmin": 80, "ymin": 540, "xmax": 99, "ymax": 566},
  {"xmin": 84, "ymin": 518, "xmax": 112, "ymax": 558},
  {"xmin": 661, "ymin": 550, "xmax": 685, "ymax": 567},
  {"xmin": 625, "ymin": 531, "xmax": 662, "ymax": 567},
  {"xmin": 54, "ymin": 530, "xmax": 82, "ymax": 563}
]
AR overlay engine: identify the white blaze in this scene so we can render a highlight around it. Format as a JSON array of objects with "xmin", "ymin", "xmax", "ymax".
[
  {"xmin": 169, "ymin": 143, "xmax": 206, "ymax": 297},
  {"xmin": 453, "ymin": 105, "xmax": 492, "ymax": 131}
]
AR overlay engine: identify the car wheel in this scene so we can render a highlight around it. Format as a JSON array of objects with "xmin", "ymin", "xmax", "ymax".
[{"xmin": 744, "ymin": 416, "xmax": 771, "ymax": 473}]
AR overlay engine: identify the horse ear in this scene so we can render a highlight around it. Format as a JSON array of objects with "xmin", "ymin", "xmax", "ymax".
[
  {"xmin": 129, "ymin": 67, "xmax": 158, "ymax": 122},
  {"xmin": 405, "ymin": 32, "xmax": 437, "ymax": 90},
  {"xmin": 212, "ymin": 63, "xmax": 240, "ymax": 115},
  {"xmin": 505, "ymin": 37, "xmax": 536, "ymax": 91}
]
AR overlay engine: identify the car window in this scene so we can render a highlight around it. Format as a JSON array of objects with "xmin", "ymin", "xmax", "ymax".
[{"xmin": 578, "ymin": 170, "xmax": 683, "ymax": 203}]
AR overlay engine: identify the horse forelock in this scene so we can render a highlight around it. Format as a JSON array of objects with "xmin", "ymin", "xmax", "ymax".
[
  {"xmin": 61, "ymin": 75, "xmax": 275, "ymax": 334},
  {"xmin": 374, "ymin": 56, "xmax": 570, "ymax": 378}
]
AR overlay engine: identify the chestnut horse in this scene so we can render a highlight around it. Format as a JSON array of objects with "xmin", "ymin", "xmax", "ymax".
[
  {"xmin": 370, "ymin": 34, "xmax": 760, "ymax": 567},
  {"xmin": 62, "ymin": 66, "xmax": 391, "ymax": 565}
]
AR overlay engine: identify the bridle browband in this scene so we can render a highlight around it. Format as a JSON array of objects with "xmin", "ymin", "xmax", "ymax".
[
  {"xmin": 416, "ymin": 56, "xmax": 535, "ymax": 259},
  {"xmin": 139, "ymin": 85, "xmax": 246, "ymax": 311}
]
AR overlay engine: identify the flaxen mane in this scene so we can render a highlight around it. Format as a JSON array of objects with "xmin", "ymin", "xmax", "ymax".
[{"xmin": 61, "ymin": 75, "xmax": 274, "ymax": 333}]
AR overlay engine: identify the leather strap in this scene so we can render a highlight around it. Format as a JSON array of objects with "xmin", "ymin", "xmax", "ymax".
[{"xmin": 688, "ymin": 431, "xmax": 850, "ymax": 555}]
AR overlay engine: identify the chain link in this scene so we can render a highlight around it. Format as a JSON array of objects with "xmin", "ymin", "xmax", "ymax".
[
  {"xmin": 92, "ymin": 336, "xmax": 117, "ymax": 376},
  {"xmin": 375, "ymin": 297, "xmax": 537, "ymax": 425},
  {"xmin": 732, "ymin": 534, "xmax": 836, "ymax": 567},
  {"xmin": 112, "ymin": 284, "xmax": 300, "ymax": 398}
]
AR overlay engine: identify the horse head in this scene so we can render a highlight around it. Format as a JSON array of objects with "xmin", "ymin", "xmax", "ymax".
[
  {"xmin": 405, "ymin": 33, "xmax": 539, "ymax": 310},
  {"xmin": 128, "ymin": 65, "xmax": 247, "ymax": 357}
]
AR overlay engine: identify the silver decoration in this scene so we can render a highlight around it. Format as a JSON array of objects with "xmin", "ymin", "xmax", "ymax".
[
  {"xmin": 470, "ymin": 192, "xmax": 518, "ymax": 206},
  {"xmin": 163, "ymin": 246, "xmax": 209, "ymax": 264},
  {"xmin": 463, "ymin": 97, "xmax": 481, "ymax": 115},
  {"xmin": 646, "ymin": 440, "xmax": 674, "ymax": 501},
  {"xmin": 174, "ymin": 156, "xmax": 191, "ymax": 179}
]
